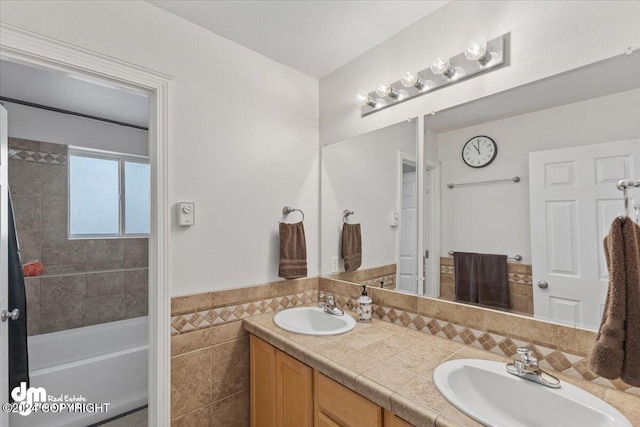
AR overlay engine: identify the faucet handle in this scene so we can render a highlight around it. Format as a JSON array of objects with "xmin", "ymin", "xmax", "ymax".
[
  {"xmin": 326, "ymin": 294, "xmax": 335, "ymax": 306},
  {"xmin": 516, "ymin": 347, "xmax": 537, "ymax": 364},
  {"xmin": 318, "ymin": 292, "xmax": 327, "ymax": 308}
]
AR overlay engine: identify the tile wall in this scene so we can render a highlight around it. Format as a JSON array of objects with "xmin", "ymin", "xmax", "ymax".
[
  {"xmin": 440, "ymin": 257, "xmax": 533, "ymax": 315},
  {"xmin": 9, "ymin": 138, "xmax": 148, "ymax": 335},
  {"xmin": 170, "ymin": 278, "xmax": 318, "ymax": 426}
]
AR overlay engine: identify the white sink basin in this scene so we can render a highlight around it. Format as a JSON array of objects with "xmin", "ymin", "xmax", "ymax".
[
  {"xmin": 433, "ymin": 359, "xmax": 631, "ymax": 427},
  {"xmin": 273, "ymin": 307, "xmax": 356, "ymax": 336}
]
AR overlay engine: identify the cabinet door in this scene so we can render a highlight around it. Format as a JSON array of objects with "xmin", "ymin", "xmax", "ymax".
[
  {"xmin": 250, "ymin": 335, "xmax": 277, "ymax": 427},
  {"xmin": 314, "ymin": 372, "xmax": 383, "ymax": 427},
  {"xmin": 276, "ymin": 350, "xmax": 313, "ymax": 427},
  {"xmin": 384, "ymin": 410, "xmax": 414, "ymax": 427}
]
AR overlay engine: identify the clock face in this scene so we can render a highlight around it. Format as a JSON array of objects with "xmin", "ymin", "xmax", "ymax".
[{"xmin": 462, "ymin": 135, "xmax": 497, "ymax": 168}]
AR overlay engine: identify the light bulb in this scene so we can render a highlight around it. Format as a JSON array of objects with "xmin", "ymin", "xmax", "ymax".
[
  {"xmin": 355, "ymin": 90, "xmax": 376, "ymax": 107},
  {"xmin": 401, "ymin": 71, "xmax": 424, "ymax": 89},
  {"xmin": 465, "ymin": 38, "xmax": 491, "ymax": 65},
  {"xmin": 375, "ymin": 84, "xmax": 399, "ymax": 98},
  {"xmin": 430, "ymin": 57, "xmax": 455, "ymax": 78}
]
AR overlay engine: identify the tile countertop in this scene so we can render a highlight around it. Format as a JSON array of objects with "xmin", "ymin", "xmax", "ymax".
[{"xmin": 242, "ymin": 309, "xmax": 640, "ymax": 427}]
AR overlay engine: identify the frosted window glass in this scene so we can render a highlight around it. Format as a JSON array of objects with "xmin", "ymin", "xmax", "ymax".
[
  {"xmin": 124, "ymin": 161, "xmax": 150, "ymax": 234},
  {"xmin": 69, "ymin": 155, "xmax": 119, "ymax": 235}
]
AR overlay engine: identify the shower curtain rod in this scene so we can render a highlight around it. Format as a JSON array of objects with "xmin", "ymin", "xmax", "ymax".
[{"xmin": 0, "ymin": 96, "xmax": 148, "ymax": 131}]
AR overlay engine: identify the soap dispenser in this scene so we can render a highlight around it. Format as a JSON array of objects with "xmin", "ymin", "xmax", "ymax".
[{"xmin": 357, "ymin": 285, "xmax": 372, "ymax": 323}]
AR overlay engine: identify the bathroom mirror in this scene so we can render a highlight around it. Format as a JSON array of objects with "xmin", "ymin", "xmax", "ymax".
[
  {"xmin": 320, "ymin": 52, "xmax": 640, "ymax": 331},
  {"xmin": 320, "ymin": 119, "xmax": 418, "ymax": 292}
]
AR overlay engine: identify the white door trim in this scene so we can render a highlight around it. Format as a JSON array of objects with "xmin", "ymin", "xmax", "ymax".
[{"xmin": 0, "ymin": 23, "xmax": 172, "ymax": 427}]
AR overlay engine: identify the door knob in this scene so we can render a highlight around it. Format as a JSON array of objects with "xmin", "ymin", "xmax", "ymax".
[
  {"xmin": 537, "ymin": 281, "xmax": 549, "ymax": 289},
  {"xmin": 1, "ymin": 309, "xmax": 19, "ymax": 322}
]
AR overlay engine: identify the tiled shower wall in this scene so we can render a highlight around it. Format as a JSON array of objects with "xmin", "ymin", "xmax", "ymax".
[{"xmin": 9, "ymin": 138, "xmax": 148, "ymax": 335}]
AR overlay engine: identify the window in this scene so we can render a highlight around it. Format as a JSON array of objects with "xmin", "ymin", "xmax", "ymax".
[{"xmin": 69, "ymin": 148, "xmax": 150, "ymax": 237}]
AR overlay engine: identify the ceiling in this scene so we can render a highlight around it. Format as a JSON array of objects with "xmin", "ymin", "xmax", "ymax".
[
  {"xmin": 0, "ymin": 1, "xmax": 448, "ymax": 126},
  {"xmin": 0, "ymin": 60, "xmax": 149, "ymax": 128},
  {"xmin": 147, "ymin": 0, "xmax": 449, "ymax": 79}
]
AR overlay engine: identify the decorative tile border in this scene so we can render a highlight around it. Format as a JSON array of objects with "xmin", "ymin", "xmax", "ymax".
[
  {"xmin": 9, "ymin": 149, "xmax": 67, "ymax": 165},
  {"xmin": 330, "ymin": 292, "xmax": 640, "ymax": 396},
  {"xmin": 171, "ymin": 289, "xmax": 317, "ymax": 335}
]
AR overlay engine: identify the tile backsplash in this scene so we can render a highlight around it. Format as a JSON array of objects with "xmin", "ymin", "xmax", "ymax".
[{"xmin": 319, "ymin": 277, "xmax": 640, "ymax": 396}]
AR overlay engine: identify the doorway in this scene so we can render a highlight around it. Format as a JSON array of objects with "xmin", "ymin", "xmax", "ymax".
[
  {"xmin": 0, "ymin": 26, "xmax": 170, "ymax": 427},
  {"xmin": 396, "ymin": 153, "xmax": 418, "ymax": 294}
]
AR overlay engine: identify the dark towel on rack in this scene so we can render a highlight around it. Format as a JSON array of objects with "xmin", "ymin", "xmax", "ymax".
[
  {"xmin": 8, "ymin": 192, "xmax": 30, "ymax": 398},
  {"xmin": 473, "ymin": 254, "xmax": 510, "ymax": 310},
  {"xmin": 589, "ymin": 216, "xmax": 640, "ymax": 387},
  {"xmin": 278, "ymin": 222, "xmax": 307, "ymax": 279},
  {"xmin": 454, "ymin": 252, "xmax": 476, "ymax": 303},
  {"xmin": 342, "ymin": 223, "xmax": 362, "ymax": 271}
]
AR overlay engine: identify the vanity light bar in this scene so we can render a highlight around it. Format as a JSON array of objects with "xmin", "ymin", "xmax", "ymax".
[{"xmin": 358, "ymin": 33, "xmax": 509, "ymax": 117}]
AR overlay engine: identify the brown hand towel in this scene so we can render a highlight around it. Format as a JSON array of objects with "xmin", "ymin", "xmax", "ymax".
[
  {"xmin": 342, "ymin": 223, "xmax": 362, "ymax": 271},
  {"xmin": 278, "ymin": 222, "xmax": 307, "ymax": 280},
  {"xmin": 589, "ymin": 216, "xmax": 640, "ymax": 387},
  {"xmin": 454, "ymin": 252, "xmax": 476, "ymax": 303},
  {"xmin": 473, "ymin": 254, "xmax": 510, "ymax": 310}
]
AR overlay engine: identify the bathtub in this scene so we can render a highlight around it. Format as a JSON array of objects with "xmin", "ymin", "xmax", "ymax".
[{"xmin": 9, "ymin": 317, "xmax": 148, "ymax": 427}]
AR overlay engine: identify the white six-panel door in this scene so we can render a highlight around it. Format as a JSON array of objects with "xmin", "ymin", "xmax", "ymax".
[
  {"xmin": 397, "ymin": 171, "xmax": 418, "ymax": 293},
  {"xmin": 529, "ymin": 139, "xmax": 640, "ymax": 330}
]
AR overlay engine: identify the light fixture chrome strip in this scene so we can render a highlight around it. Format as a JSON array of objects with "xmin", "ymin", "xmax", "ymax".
[{"xmin": 359, "ymin": 33, "xmax": 509, "ymax": 117}]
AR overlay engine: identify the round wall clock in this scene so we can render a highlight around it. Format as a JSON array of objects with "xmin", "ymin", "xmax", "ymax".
[{"xmin": 462, "ymin": 135, "xmax": 497, "ymax": 168}]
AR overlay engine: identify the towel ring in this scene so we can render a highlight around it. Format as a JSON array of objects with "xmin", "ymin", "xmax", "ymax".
[
  {"xmin": 343, "ymin": 210, "xmax": 354, "ymax": 223},
  {"xmin": 282, "ymin": 206, "xmax": 304, "ymax": 222}
]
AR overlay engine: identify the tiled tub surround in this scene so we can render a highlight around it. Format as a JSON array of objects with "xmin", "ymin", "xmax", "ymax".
[
  {"xmin": 9, "ymin": 138, "xmax": 149, "ymax": 335},
  {"xmin": 25, "ymin": 268, "xmax": 148, "ymax": 335},
  {"xmin": 319, "ymin": 278, "xmax": 640, "ymax": 396},
  {"xmin": 244, "ymin": 310, "xmax": 640, "ymax": 427},
  {"xmin": 328, "ymin": 263, "xmax": 397, "ymax": 290},
  {"xmin": 439, "ymin": 257, "xmax": 533, "ymax": 315},
  {"xmin": 170, "ymin": 277, "xmax": 318, "ymax": 426}
]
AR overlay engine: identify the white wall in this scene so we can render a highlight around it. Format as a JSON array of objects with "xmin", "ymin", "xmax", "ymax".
[
  {"xmin": 3, "ymin": 102, "xmax": 148, "ymax": 156},
  {"xmin": 0, "ymin": 1, "xmax": 319, "ymax": 296},
  {"xmin": 321, "ymin": 120, "xmax": 415, "ymax": 274},
  {"xmin": 437, "ymin": 89, "xmax": 640, "ymax": 263},
  {"xmin": 320, "ymin": 1, "xmax": 640, "ymax": 145}
]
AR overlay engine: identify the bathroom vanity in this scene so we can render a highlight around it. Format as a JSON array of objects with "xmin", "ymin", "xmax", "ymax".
[{"xmin": 245, "ymin": 306, "xmax": 638, "ymax": 427}]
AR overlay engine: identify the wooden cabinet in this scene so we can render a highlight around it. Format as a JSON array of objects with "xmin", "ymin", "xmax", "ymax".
[
  {"xmin": 250, "ymin": 335, "xmax": 414, "ymax": 427},
  {"xmin": 250, "ymin": 335, "xmax": 313, "ymax": 427},
  {"xmin": 384, "ymin": 410, "xmax": 414, "ymax": 427},
  {"xmin": 250, "ymin": 335, "xmax": 277, "ymax": 427},
  {"xmin": 314, "ymin": 371, "xmax": 383, "ymax": 427},
  {"xmin": 276, "ymin": 349, "xmax": 313, "ymax": 426}
]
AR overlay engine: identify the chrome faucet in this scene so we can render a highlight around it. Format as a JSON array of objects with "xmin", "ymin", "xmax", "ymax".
[
  {"xmin": 318, "ymin": 293, "xmax": 344, "ymax": 316},
  {"xmin": 506, "ymin": 347, "xmax": 561, "ymax": 388}
]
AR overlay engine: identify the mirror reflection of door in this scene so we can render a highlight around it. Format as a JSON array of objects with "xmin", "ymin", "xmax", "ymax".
[
  {"xmin": 397, "ymin": 156, "xmax": 417, "ymax": 293},
  {"xmin": 529, "ymin": 139, "xmax": 640, "ymax": 330}
]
